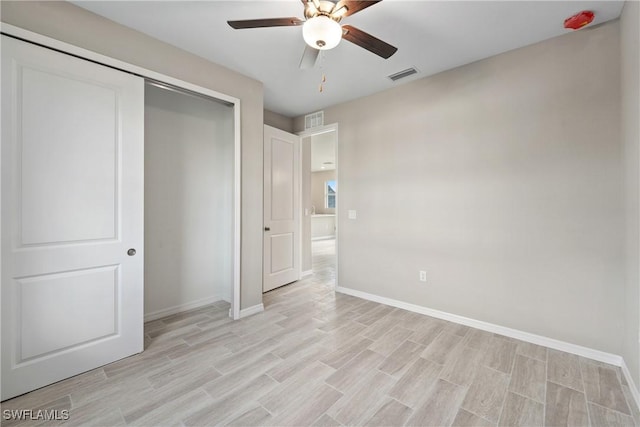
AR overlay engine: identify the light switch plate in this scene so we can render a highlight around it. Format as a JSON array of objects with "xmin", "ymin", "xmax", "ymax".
[{"xmin": 348, "ymin": 210, "xmax": 357, "ymax": 219}]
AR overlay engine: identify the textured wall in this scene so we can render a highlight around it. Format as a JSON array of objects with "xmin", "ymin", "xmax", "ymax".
[
  {"xmin": 264, "ymin": 109, "xmax": 294, "ymax": 133},
  {"xmin": 295, "ymin": 23, "xmax": 624, "ymax": 354}
]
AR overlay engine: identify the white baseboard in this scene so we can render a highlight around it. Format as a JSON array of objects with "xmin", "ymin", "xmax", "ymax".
[
  {"xmin": 336, "ymin": 286, "xmax": 623, "ymax": 366},
  {"xmin": 239, "ymin": 303, "xmax": 264, "ymax": 318},
  {"xmin": 144, "ymin": 295, "xmax": 222, "ymax": 322},
  {"xmin": 301, "ymin": 270, "xmax": 313, "ymax": 278}
]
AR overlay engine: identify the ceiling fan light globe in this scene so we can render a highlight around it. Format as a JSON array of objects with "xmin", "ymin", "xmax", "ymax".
[{"xmin": 303, "ymin": 16, "xmax": 342, "ymax": 50}]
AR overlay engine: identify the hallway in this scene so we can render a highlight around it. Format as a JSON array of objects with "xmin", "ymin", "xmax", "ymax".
[{"xmin": 311, "ymin": 238, "xmax": 336, "ymax": 285}]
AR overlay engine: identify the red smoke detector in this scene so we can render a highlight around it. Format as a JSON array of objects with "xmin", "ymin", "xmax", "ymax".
[{"xmin": 564, "ymin": 10, "xmax": 595, "ymax": 30}]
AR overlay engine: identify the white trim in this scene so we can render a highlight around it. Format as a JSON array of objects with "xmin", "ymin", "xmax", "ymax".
[
  {"xmin": 0, "ymin": 23, "xmax": 243, "ymax": 322},
  {"xmin": 622, "ymin": 360, "xmax": 640, "ymax": 412},
  {"xmin": 297, "ymin": 123, "xmax": 337, "ymax": 138},
  {"xmin": 336, "ymin": 286, "xmax": 623, "ymax": 366},
  {"xmin": 232, "ymin": 93, "xmax": 241, "ymax": 320},
  {"xmin": 301, "ymin": 269, "xmax": 314, "ymax": 278},
  {"xmin": 239, "ymin": 303, "xmax": 264, "ymax": 318},
  {"xmin": 298, "ymin": 130, "xmax": 304, "ymax": 284},
  {"xmin": 144, "ymin": 296, "xmax": 222, "ymax": 322}
]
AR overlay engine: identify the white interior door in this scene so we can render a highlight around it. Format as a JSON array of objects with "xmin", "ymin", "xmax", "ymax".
[
  {"xmin": 263, "ymin": 125, "xmax": 300, "ymax": 292},
  {"xmin": 1, "ymin": 36, "xmax": 144, "ymax": 400}
]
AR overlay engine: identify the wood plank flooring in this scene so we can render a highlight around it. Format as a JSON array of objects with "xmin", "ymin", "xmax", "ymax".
[{"xmin": 3, "ymin": 239, "xmax": 638, "ymax": 426}]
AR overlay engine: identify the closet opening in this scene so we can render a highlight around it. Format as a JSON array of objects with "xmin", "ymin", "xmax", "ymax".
[{"xmin": 144, "ymin": 81, "xmax": 236, "ymax": 321}]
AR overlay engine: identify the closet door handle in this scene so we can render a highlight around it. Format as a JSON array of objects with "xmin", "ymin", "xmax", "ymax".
[
  {"xmin": 127, "ymin": 248, "xmax": 137, "ymax": 256},
  {"xmin": 264, "ymin": 227, "xmax": 270, "ymax": 231}
]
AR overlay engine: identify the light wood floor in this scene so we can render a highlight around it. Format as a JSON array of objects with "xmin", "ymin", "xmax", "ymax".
[{"xmin": 3, "ymin": 239, "xmax": 639, "ymax": 426}]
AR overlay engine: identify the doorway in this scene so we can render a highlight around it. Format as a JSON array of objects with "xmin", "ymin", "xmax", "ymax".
[{"xmin": 300, "ymin": 125, "xmax": 338, "ymax": 287}]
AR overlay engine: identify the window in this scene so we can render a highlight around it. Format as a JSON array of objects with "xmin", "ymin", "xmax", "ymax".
[{"xmin": 325, "ymin": 180, "xmax": 336, "ymax": 209}]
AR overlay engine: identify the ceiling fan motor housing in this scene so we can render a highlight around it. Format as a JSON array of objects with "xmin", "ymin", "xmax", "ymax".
[
  {"xmin": 304, "ymin": 0, "xmax": 343, "ymax": 20},
  {"xmin": 303, "ymin": 15, "xmax": 342, "ymax": 49},
  {"xmin": 302, "ymin": 0, "xmax": 346, "ymax": 50}
]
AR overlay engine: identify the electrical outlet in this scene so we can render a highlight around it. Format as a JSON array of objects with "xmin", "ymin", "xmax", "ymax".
[{"xmin": 419, "ymin": 271, "xmax": 427, "ymax": 282}]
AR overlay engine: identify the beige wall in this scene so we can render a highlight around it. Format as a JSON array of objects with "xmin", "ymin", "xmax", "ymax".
[
  {"xmin": 264, "ymin": 109, "xmax": 294, "ymax": 133},
  {"xmin": 622, "ymin": 0, "xmax": 640, "ymax": 386},
  {"xmin": 295, "ymin": 22, "xmax": 624, "ymax": 355},
  {"xmin": 144, "ymin": 84, "xmax": 234, "ymax": 315},
  {"xmin": 312, "ymin": 170, "xmax": 336, "ymax": 214},
  {"xmin": 0, "ymin": 1, "xmax": 264, "ymax": 310}
]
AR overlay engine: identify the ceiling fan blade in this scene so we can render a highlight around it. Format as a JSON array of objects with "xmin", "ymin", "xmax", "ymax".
[
  {"xmin": 341, "ymin": 25, "xmax": 397, "ymax": 59},
  {"xmin": 299, "ymin": 45, "xmax": 320, "ymax": 69},
  {"xmin": 227, "ymin": 17, "xmax": 304, "ymax": 29},
  {"xmin": 332, "ymin": 0, "xmax": 380, "ymax": 17}
]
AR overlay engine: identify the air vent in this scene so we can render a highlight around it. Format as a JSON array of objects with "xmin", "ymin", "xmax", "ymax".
[
  {"xmin": 388, "ymin": 67, "xmax": 418, "ymax": 82},
  {"xmin": 305, "ymin": 111, "xmax": 324, "ymax": 130}
]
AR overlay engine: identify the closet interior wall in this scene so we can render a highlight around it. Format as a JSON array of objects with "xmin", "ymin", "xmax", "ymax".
[{"xmin": 144, "ymin": 82, "xmax": 234, "ymax": 319}]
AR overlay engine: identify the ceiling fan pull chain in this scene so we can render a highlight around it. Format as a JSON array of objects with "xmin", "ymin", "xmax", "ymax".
[
  {"xmin": 318, "ymin": 51, "xmax": 327, "ymax": 93},
  {"xmin": 320, "ymin": 74, "xmax": 328, "ymax": 92},
  {"xmin": 319, "ymin": 73, "xmax": 327, "ymax": 92}
]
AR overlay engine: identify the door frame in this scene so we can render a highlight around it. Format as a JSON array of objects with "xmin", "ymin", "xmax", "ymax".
[
  {"xmin": 297, "ymin": 123, "xmax": 339, "ymax": 287},
  {"xmin": 0, "ymin": 23, "xmax": 242, "ymax": 320}
]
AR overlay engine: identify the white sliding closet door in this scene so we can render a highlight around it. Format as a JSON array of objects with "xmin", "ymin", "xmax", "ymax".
[{"xmin": 1, "ymin": 36, "xmax": 144, "ymax": 400}]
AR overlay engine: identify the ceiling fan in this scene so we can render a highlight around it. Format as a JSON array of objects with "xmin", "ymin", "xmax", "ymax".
[{"xmin": 227, "ymin": 0, "xmax": 397, "ymax": 69}]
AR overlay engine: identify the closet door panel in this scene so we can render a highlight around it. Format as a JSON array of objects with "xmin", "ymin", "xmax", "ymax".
[{"xmin": 1, "ymin": 35, "xmax": 144, "ymax": 400}]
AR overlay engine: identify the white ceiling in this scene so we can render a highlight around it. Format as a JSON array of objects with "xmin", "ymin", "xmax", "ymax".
[
  {"xmin": 73, "ymin": 1, "xmax": 624, "ymax": 117},
  {"xmin": 311, "ymin": 131, "xmax": 336, "ymax": 172}
]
